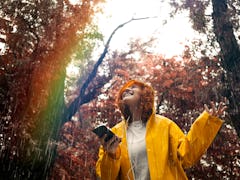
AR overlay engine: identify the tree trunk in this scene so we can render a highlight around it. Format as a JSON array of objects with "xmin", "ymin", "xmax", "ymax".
[
  {"xmin": 212, "ymin": 0, "xmax": 240, "ymax": 137},
  {"xmin": 1, "ymin": 65, "xmax": 67, "ymax": 179}
]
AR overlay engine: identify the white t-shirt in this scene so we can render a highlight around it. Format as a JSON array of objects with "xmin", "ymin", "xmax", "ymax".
[{"xmin": 127, "ymin": 121, "xmax": 150, "ymax": 180}]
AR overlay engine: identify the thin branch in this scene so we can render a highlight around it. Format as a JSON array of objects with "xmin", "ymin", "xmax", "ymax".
[{"xmin": 64, "ymin": 17, "xmax": 156, "ymax": 122}]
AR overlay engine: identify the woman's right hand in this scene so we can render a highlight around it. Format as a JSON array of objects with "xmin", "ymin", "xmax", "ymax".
[{"xmin": 100, "ymin": 135, "xmax": 121, "ymax": 154}]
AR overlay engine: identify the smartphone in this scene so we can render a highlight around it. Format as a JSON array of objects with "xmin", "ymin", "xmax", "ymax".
[{"xmin": 92, "ymin": 125, "xmax": 115, "ymax": 142}]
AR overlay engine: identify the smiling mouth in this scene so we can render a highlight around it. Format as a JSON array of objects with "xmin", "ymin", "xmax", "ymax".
[{"xmin": 122, "ymin": 91, "xmax": 134, "ymax": 98}]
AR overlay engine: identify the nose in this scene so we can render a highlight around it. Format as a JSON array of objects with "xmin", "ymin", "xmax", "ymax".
[{"xmin": 121, "ymin": 88, "xmax": 131, "ymax": 98}]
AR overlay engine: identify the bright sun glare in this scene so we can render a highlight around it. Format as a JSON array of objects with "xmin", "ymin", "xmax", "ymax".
[
  {"xmin": 69, "ymin": 0, "xmax": 199, "ymax": 58},
  {"xmin": 67, "ymin": 0, "xmax": 198, "ymax": 75},
  {"xmin": 94, "ymin": 0, "xmax": 197, "ymax": 58}
]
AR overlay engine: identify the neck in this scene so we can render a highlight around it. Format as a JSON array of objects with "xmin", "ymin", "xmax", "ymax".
[{"xmin": 130, "ymin": 106, "xmax": 142, "ymax": 122}]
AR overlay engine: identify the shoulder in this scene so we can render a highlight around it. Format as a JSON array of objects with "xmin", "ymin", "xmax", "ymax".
[
  {"xmin": 112, "ymin": 120, "xmax": 125, "ymax": 128},
  {"xmin": 154, "ymin": 114, "xmax": 181, "ymax": 130},
  {"xmin": 111, "ymin": 121, "xmax": 125, "ymax": 134},
  {"xmin": 154, "ymin": 115, "xmax": 185, "ymax": 140},
  {"xmin": 155, "ymin": 114, "xmax": 173, "ymax": 124}
]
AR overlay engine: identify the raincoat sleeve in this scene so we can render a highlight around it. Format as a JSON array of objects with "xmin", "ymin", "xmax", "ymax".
[
  {"xmin": 96, "ymin": 134, "xmax": 121, "ymax": 180},
  {"xmin": 96, "ymin": 142, "xmax": 121, "ymax": 180},
  {"xmin": 170, "ymin": 111, "xmax": 223, "ymax": 169}
]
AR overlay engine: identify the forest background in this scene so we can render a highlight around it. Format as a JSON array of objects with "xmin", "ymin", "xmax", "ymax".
[{"xmin": 0, "ymin": 0, "xmax": 239, "ymax": 179}]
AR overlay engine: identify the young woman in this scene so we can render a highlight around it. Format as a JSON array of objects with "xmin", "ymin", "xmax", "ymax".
[{"xmin": 96, "ymin": 80, "xmax": 226, "ymax": 180}]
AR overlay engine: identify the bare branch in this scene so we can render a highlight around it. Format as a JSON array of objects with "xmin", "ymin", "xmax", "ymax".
[{"xmin": 64, "ymin": 17, "xmax": 156, "ymax": 123}]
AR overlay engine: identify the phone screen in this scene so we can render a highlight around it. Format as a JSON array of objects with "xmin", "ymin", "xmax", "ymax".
[{"xmin": 92, "ymin": 125, "xmax": 115, "ymax": 142}]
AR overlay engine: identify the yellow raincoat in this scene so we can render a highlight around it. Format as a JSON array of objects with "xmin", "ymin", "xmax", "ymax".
[{"xmin": 96, "ymin": 111, "xmax": 223, "ymax": 180}]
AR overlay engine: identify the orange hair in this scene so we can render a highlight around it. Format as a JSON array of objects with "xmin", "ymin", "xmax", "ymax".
[{"xmin": 117, "ymin": 80, "xmax": 155, "ymax": 124}]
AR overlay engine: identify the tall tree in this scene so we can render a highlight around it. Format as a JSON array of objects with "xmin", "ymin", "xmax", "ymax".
[
  {"xmin": 169, "ymin": 0, "xmax": 240, "ymax": 136},
  {"xmin": 0, "ymin": 0, "xmax": 103, "ymax": 178},
  {"xmin": 212, "ymin": 0, "xmax": 240, "ymax": 137}
]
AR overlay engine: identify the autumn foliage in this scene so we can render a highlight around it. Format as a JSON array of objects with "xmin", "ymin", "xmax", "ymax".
[
  {"xmin": 50, "ymin": 120, "xmax": 99, "ymax": 180},
  {"xmin": 0, "ymin": 0, "xmax": 104, "ymax": 179},
  {"xmin": 0, "ymin": 0, "xmax": 239, "ymax": 179},
  {"xmin": 52, "ymin": 48, "xmax": 239, "ymax": 179}
]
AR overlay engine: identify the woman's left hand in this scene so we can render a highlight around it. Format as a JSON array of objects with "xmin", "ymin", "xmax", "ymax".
[{"xmin": 204, "ymin": 101, "xmax": 227, "ymax": 117}]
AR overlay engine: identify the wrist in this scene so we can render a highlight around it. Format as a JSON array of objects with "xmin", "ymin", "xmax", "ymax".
[{"xmin": 107, "ymin": 146, "xmax": 121, "ymax": 160}]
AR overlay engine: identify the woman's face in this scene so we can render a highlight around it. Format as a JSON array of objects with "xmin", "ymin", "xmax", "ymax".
[{"xmin": 121, "ymin": 84, "xmax": 142, "ymax": 107}]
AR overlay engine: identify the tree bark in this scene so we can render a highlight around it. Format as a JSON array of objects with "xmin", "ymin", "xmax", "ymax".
[{"xmin": 212, "ymin": 0, "xmax": 240, "ymax": 137}]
